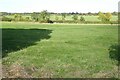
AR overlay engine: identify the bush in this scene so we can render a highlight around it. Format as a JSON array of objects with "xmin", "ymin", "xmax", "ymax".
[
  {"xmin": 47, "ymin": 20, "xmax": 54, "ymax": 23},
  {"xmin": 80, "ymin": 16, "xmax": 85, "ymax": 22},
  {"xmin": 1, "ymin": 16, "xmax": 12, "ymax": 22},
  {"xmin": 108, "ymin": 44, "xmax": 120, "ymax": 62},
  {"xmin": 39, "ymin": 20, "xmax": 54, "ymax": 23}
]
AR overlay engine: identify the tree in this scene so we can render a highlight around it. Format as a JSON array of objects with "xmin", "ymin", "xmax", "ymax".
[
  {"xmin": 88, "ymin": 12, "xmax": 92, "ymax": 15},
  {"xmin": 14, "ymin": 14, "xmax": 18, "ymax": 21},
  {"xmin": 112, "ymin": 12, "xmax": 118, "ymax": 15},
  {"xmin": 1, "ymin": 16, "xmax": 12, "ymax": 22},
  {"xmin": 55, "ymin": 15, "xmax": 59, "ymax": 21},
  {"xmin": 105, "ymin": 12, "xmax": 112, "ymax": 21},
  {"xmin": 80, "ymin": 16, "xmax": 85, "ymax": 22},
  {"xmin": 25, "ymin": 17, "xmax": 30, "ymax": 21},
  {"xmin": 61, "ymin": 13, "xmax": 66, "ymax": 21},
  {"xmin": 14, "ymin": 14, "xmax": 23, "ymax": 21},
  {"xmin": 98, "ymin": 12, "xmax": 112, "ymax": 23},
  {"xmin": 39, "ymin": 10, "xmax": 50, "ymax": 21},
  {"xmin": 98, "ymin": 12, "xmax": 105, "ymax": 22},
  {"xmin": 72, "ymin": 14, "xmax": 78, "ymax": 21},
  {"xmin": 31, "ymin": 12, "xmax": 39, "ymax": 22},
  {"xmin": 19, "ymin": 15, "xmax": 23, "ymax": 21}
]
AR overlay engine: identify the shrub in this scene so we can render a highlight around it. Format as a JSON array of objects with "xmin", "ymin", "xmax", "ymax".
[
  {"xmin": 47, "ymin": 20, "xmax": 54, "ymax": 23},
  {"xmin": 1, "ymin": 16, "xmax": 12, "ymax": 22},
  {"xmin": 109, "ymin": 44, "xmax": 120, "ymax": 61},
  {"xmin": 39, "ymin": 19, "xmax": 54, "ymax": 23},
  {"xmin": 72, "ymin": 14, "xmax": 78, "ymax": 21},
  {"xmin": 80, "ymin": 16, "xmax": 85, "ymax": 22}
]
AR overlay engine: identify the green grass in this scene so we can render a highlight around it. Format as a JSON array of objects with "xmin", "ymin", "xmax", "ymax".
[
  {"xmin": 2, "ymin": 22, "xmax": 118, "ymax": 78},
  {"xmin": 50, "ymin": 15, "xmax": 117, "ymax": 21}
]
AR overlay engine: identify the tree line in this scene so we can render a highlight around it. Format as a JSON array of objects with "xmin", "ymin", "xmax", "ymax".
[
  {"xmin": 0, "ymin": 11, "xmax": 118, "ymax": 16},
  {"xmin": 0, "ymin": 10, "xmax": 117, "ymax": 24}
]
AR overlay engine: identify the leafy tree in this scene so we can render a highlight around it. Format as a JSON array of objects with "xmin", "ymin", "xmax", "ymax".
[
  {"xmin": 19, "ymin": 15, "xmax": 23, "ymax": 21},
  {"xmin": 14, "ymin": 14, "xmax": 17, "ymax": 21},
  {"xmin": 25, "ymin": 17, "xmax": 30, "ymax": 21},
  {"xmin": 88, "ymin": 12, "xmax": 92, "ymax": 15},
  {"xmin": 98, "ymin": 12, "xmax": 112, "ymax": 23},
  {"xmin": 55, "ymin": 15, "xmax": 59, "ymax": 21},
  {"xmin": 72, "ymin": 14, "xmax": 78, "ymax": 21},
  {"xmin": 112, "ymin": 12, "xmax": 118, "ymax": 15},
  {"xmin": 98, "ymin": 12, "xmax": 105, "ymax": 22},
  {"xmin": 105, "ymin": 12, "xmax": 112, "ymax": 21},
  {"xmin": 80, "ymin": 16, "xmax": 85, "ymax": 22},
  {"xmin": 1, "ymin": 16, "xmax": 12, "ymax": 22},
  {"xmin": 0, "ymin": 12, "xmax": 8, "ymax": 16},
  {"xmin": 61, "ymin": 13, "xmax": 66, "ymax": 21},
  {"xmin": 39, "ymin": 10, "xmax": 50, "ymax": 21},
  {"xmin": 14, "ymin": 14, "xmax": 23, "ymax": 21},
  {"xmin": 31, "ymin": 12, "xmax": 39, "ymax": 22},
  {"xmin": 0, "ymin": 12, "xmax": 2, "ymax": 16}
]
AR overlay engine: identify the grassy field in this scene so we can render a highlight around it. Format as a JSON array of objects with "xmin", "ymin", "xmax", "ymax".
[
  {"xmin": 50, "ymin": 15, "xmax": 117, "ymax": 21},
  {"xmin": 2, "ymin": 22, "xmax": 118, "ymax": 78}
]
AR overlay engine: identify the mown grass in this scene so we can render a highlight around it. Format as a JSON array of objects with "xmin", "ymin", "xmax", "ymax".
[{"xmin": 2, "ymin": 22, "xmax": 118, "ymax": 78}]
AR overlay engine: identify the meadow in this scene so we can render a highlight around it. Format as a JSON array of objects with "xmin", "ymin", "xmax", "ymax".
[
  {"xmin": 50, "ymin": 15, "xmax": 117, "ymax": 21},
  {"xmin": 2, "ymin": 22, "xmax": 118, "ymax": 78}
]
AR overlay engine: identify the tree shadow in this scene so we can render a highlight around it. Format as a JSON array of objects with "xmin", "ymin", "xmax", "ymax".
[
  {"xmin": 2, "ymin": 28, "xmax": 52, "ymax": 58},
  {"xmin": 108, "ymin": 44, "xmax": 120, "ymax": 62}
]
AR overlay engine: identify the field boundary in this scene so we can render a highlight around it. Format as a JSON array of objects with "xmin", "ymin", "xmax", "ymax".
[{"xmin": 1, "ymin": 21, "xmax": 118, "ymax": 25}]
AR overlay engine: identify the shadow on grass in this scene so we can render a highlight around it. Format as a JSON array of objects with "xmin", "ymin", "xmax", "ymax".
[
  {"xmin": 108, "ymin": 44, "xmax": 120, "ymax": 62},
  {"xmin": 2, "ymin": 28, "xmax": 52, "ymax": 58}
]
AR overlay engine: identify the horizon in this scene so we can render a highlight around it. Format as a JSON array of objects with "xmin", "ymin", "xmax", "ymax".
[
  {"xmin": 0, "ymin": 11, "xmax": 118, "ymax": 14},
  {"xmin": 0, "ymin": 0, "xmax": 119, "ymax": 13}
]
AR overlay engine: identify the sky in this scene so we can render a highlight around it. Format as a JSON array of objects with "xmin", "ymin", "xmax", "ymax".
[{"xmin": 0, "ymin": 0, "xmax": 119, "ymax": 13}]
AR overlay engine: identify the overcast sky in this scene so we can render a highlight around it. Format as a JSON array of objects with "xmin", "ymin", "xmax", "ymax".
[{"xmin": 0, "ymin": 0, "xmax": 119, "ymax": 13}]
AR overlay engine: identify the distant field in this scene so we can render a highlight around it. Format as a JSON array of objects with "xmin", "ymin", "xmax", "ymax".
[
  {"xmin": 50, "ymin": 15, "xmax": 117, "ymax": 21},
  {"xmin": 6, "ymin": 15, "xmax": 118, "ymax": 21},
  {"xmin": 2, "ymin": 22, "xmax": 118, "ymax": 78}
]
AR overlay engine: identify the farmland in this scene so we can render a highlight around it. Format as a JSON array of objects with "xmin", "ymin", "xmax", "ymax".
[{"xmin": 2, "ymin": 22, "xmax": 118, "ymax": 78}]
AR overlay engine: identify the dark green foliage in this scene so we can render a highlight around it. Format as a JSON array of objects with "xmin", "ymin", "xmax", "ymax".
[
  {"xmin": 25, "ymin": 17, "xmax": 30, "ymax": 21},
  {"xmin": 13, "ymin": 14, "xmax": 24, "ymax": 21},
  {"xmin": 61, "ymin": 13, "xmax": 66, "ymax": 21},
  {"xmin": 1, "ymin": 16, "xmax": 12, "ymax": 22},
  {"xmin": 39, "ymin": 10, "xmax": 50, "ymax": 21},
  {"xmin": 80, "ymin": 16, "xmax": 85, "ymax": 22},
  {"xmin": 112, "ymin": 12, "xmax": 118, "ymax": 16},
  {"xmin": 55, "ymin": 16, "xmax": 59, "ymax": 21},
  {"xmin": 47, "ymin": 20, "xmax": 54, "ymax": 23},
  {"xmin": 72, "ymin": 14, "xmax": 78, "ymax": 21},
  {"xmin": 109, "ymin": 44, "xmax": 120, "ymax": 62},
  {"xmin": 31, "ymin": 12, "xmax": 39, "ymax": 22},
  {"xmin": 39, "ymin": 20, "xmax": 54, "ymax": 23},
  {"xmin": 1, "ymin": 11, "xmax": 117, "ymax": 24}
]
